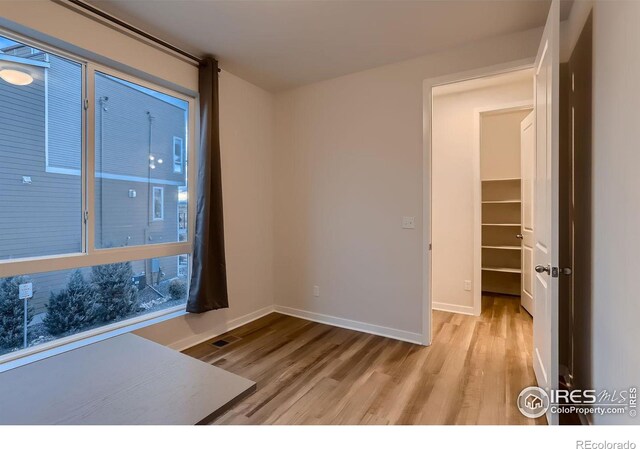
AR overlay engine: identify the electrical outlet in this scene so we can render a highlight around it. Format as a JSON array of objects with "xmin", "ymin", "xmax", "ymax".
[
  {"xmin": 464, "ymin": 280, "xmax": 472, "ymax": 291},
  {"xmin": 313, "ymin": 285, "xmax": 320, "ymax": 297},
  {"xmin": 402, "ymin": 216, "xmax": 415, "ymax": 229}
]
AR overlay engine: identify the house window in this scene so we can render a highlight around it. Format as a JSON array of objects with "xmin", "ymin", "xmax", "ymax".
[
  {"xmin": 177, "ymin": 185, "xmax": 188, "ymax": 243},
  {"xmin": 177, "ymin": 255, "xmax": 189, "ymax": 277},
  {"xmin": 0, "ymin": 31, "xmax": 195, "ymax": 364},
  {"xmin": 152, "ymin": 187, "xmax": 164, "ymax": 221},
  {"xmin": 46, "ymin": 53, "xmax": 82, "ymax": 175},
  {"xmin": 173, "ymin": 136, "xmax": 184, "ymax": 173}
]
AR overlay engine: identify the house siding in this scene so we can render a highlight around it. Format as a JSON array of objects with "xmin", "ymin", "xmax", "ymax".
[
  {"xmin": 0, "ymin": 60, "xmax": 83, "ymax": 261},
  {"xmin": 95, "ymin": 179, "xmax": 180, "ymax": 248}
]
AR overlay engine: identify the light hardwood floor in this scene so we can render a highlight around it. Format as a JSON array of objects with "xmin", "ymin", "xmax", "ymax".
[{"xmin": 183, "ymin": 294, "xmax": 545, "ymax": 425}]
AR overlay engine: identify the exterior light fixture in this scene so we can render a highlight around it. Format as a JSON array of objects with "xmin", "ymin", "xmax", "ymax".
[
  {"xmin": 0, "ymin": 68, "xmax": 33, "ymax": 86},
  {"xmin": 149, "ymin": 155, "xmax": 155, "ymax": 161},
  {"xmin": 157, "ymin": 158, "xmax": 163, "ymax": 164},
  {"xmin": 149, "ymin": 163, "xmax": 156, "ymax": 170}
]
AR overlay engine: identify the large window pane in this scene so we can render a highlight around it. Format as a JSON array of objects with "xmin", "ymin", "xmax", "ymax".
[
  {"xmin": 0, "ymin": 36, "xmax": 82, "ymax": 260},
  {"xmin": 94, "ymin": 72, "xmax": 188, "ymax": 249},
  {"xmin": 0, "ymin": 254, "xmax": 189, "ymax": 357}
]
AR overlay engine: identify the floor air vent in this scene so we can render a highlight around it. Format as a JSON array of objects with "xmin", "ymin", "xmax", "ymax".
[{"xmin": 210, "ymin": 335, "xmax": 240, "ymax": 348}]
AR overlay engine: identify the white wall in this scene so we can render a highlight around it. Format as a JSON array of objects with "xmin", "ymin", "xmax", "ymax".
[
  {"xmin": 431, "ymin": 81, "xmax": 532, "ymax": 312},
  {"xmin": 273, "ymin": 28, "xmax": 541, "ymax": 338},
  {"xmin": 481, "ymin": 109, "xmax": 529, "ymax": 181},
  {"xmin": 0, "ymin": 1, "xmax": 276, "ymax": 351},
  {"xmin": 590, "ymin": 0, "xmax": 640, "ymax": 425}
]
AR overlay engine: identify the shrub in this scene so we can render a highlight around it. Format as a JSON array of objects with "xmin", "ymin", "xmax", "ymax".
[
  {"xmin": 43, "ymin": 270, "xmax": 96, "ymax": 336},
  {"xmin": 91, "ymin": 261, "xmax": 139, "ymax": 323},
  {"xmin": 168, "ymin": 278, "xmax": 188, "ymax": 301},
  {"xmin": 0, "ymin": 276, "xmax": 33, "ymax": 350}
]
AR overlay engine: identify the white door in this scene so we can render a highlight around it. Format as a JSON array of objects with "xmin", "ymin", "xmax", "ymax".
[
  {"xmin": 533, "ymin": 0, "xmax": 560, "ymax": 424},
  {"xmin": 520, "ymin": 111, "xmax": 535, "ymax": 316}
]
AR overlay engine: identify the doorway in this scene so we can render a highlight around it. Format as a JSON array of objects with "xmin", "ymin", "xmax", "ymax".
[
  {"xmin": 479, "ymin": 106, "xmax": 533, "ymax": 315},
  {"xmin": 428, "ymin": 68, "xmax": 534, "ymax": 322}
]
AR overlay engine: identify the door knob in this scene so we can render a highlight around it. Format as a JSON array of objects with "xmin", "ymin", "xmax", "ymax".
[
  {"xmin": 516, "ymin": 234, "xmax": 523, "ymax": 239},
  {"xmin": 560, "ymin": 267, "xmax": 572, "ymax": 276},
  {"xmin": 535, "ymin": 264, "xmax": 550, "ymax": 274}
]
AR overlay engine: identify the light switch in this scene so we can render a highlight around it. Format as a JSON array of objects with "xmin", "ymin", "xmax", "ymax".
[{"xmin": 402, "ymin": 216, "xmax": 416, "ymax": 229}]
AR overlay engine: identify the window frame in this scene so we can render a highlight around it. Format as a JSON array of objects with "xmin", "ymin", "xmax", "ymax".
[
  {"xmin": 152, "ymin": 186, "xmax": 165, "ymax": 221},
  {"xmin": 0, "ymin": 27, "xmax": 198, "ymax": 365}
]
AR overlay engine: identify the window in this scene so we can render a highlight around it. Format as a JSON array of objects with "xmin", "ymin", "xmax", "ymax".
[
  {"xmin": 173, "ymin": 136, "xmax": 184, "ymax": 173},
  {"xmin": 0, "ymin": 31, "xmax": 195, "ymax": 363},
  {"xmin": 152, "ymin": 187, "xmax": 164, "ymax": 221},
  {"xmin": 0, "ymin": 255, "xmax": 189, "ymax": 358},
  {"xmin": 0, "ymin": 36, "xmax": 82, "ymax": 261},
  {"xmin": 94, "ymin": 72, "xmax": 189, "ymax": 249}
]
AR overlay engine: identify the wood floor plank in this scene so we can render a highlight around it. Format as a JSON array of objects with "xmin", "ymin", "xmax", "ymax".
[{"xmin": 186, "ymin": 294, "xmax": 545, "ymax": 425}]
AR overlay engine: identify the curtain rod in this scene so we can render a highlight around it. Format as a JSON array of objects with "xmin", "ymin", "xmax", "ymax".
[{"xmin": 61, "ymin": 0, "xmax": 203, "ymax": 64}]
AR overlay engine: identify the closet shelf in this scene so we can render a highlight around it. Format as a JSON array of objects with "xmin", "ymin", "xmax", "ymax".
[
  {"xmin": 482, "ymin": 200, "xmax": 521, "ymax": 204},
  {"xmin": 482, "ymin": 245, "xmax": 521, "ymax": 250},
  {"xmin": 482, "ymin": 267, "xmax": 522, "ymax": 274},
  {"xmin": 482, "ymin": 223, "xmax": 521, "ymax": 226},
  {"xmin": 481, "ymin": 177, "xmax": 521, "ymax": 182}
]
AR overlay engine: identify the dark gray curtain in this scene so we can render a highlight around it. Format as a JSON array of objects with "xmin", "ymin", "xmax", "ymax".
[{"xmin": 187, "ymin": 57, "xmax": 229, "ymax": 313}]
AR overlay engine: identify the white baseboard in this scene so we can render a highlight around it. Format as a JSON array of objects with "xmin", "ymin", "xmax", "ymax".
[
  {"xmin": 432, "ymin": 301, "xmax": 476, "ymax": 316},
  {"xmin": 168, "ymin": 303, "xmax": 425, "ymax": 351},
  {"xmin": 168, "ymin": 305, "xmax": 276, "ymax": 351},
  {"xmin": 273, "ymin": 305, "xmax": 424, "ymax": 345}
]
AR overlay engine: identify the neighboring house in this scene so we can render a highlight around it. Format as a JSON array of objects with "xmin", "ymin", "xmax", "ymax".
[{"xmin": 0, "ymin": 42, "xmax": 188, "ymax": 315}]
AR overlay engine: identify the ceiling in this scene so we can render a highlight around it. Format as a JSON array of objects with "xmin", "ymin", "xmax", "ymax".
[{"xmin": 87, "ymin": 1, "xmax": 570, "ymax": 92}]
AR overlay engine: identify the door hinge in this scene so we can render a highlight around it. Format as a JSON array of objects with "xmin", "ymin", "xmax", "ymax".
[
  {"xmin": 84, "ymin": 98, "xmax": 89, "ymax": 110},
  {"xmin": 83, "ymin": 210, "xmax": 89, "ymax": 223},
  {"xmin": 429, "ymin": 243, "xmax": 432, "ymax": 251}
]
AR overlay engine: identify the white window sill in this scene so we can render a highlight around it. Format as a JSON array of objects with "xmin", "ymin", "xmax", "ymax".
[{"xmin": 0, "ymin": 305, "xmax": 187, "ymax": 374}]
